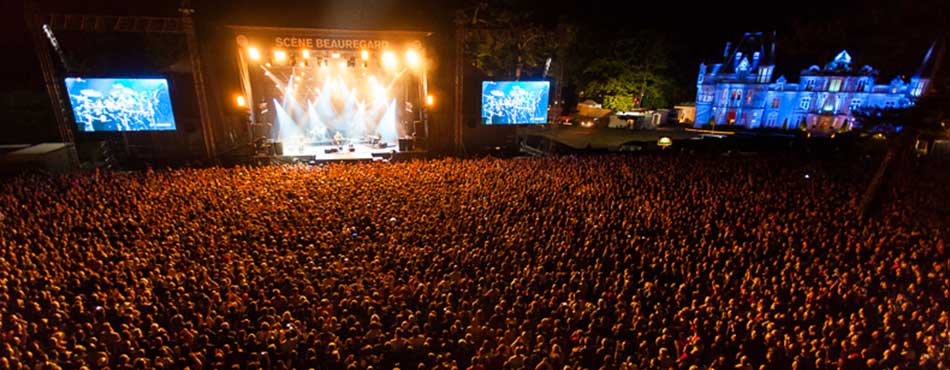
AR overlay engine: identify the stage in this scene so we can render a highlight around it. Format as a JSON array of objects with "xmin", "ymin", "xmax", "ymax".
[
  {"xmin": 254, "ymin": 140, "xmax": 427, "ymax": 163},
  {"xmin": 231, "ymin": 27, "xmax": 435, "ymax": 166},
  {"xmin": 284, "ymin": 142, "xmax": 397, "ymax": 161}
]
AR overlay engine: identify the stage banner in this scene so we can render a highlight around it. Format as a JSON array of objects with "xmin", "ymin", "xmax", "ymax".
[{"xmin": 236, "ymin": 33, "xmax": 423, "ymax": 51}]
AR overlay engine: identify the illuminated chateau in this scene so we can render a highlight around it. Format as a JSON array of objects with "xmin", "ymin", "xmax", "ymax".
[{"xmin": 694, "ymin": 33, "xmax": 935, "ymax": 131}]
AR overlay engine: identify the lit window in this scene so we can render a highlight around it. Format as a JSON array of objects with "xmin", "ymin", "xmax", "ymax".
[
  {"xmin": 911, "ymin": 82, "xmax": 925, "ymax": 96},
  {"xmin": 829, "ymin": 79, "xmax": 842, "ymax": 92},
  {"xmin": 800, "ymin": 97, "xmax": 811, "ymax": 110},
  {"xmin": 772, "ymin": 98, "xmax": 781, "ymax": 109},
  {"xmin": 856, "ymin": 80, "xmax": 866, "ymax": 92}
]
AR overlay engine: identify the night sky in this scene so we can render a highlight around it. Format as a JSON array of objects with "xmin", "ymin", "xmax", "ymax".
[{"xmin": 1, "ymin": 0, "xmax": 946, "ymax": 95}]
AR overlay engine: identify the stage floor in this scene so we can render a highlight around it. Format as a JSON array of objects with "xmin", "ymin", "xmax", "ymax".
[{"xmin": 282, "ymin": 143, "xmax": 398, "ymax": 161}]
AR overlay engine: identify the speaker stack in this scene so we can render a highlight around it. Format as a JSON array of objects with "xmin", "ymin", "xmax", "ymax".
[{"xmin": 398, "ymin": 138, "xmax": 414, "ymax": 151}]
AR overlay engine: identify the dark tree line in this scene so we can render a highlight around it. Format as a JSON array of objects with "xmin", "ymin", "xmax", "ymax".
[{"xmin": 456, "ymin": 0, "xmax": 690, "ymax": 111}]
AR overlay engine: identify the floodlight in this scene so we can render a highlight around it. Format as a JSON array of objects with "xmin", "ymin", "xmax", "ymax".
[
  {"xmin": 406, "ymin": 49, "xmax": 422, "ymax": 69},
  {"xmin": 273, "ymin": 50, "xmax": 287, "ymax": 63},
  {"xmin": 382, "ymin": 51, "xmax": 398, "ymax": 70},
  {"xmin": 247, "ymin": 47, "xmax": 261, "ymax": 61}
]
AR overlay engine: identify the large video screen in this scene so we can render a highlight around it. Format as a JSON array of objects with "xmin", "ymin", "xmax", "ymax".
[
  {"xmin": 481, "ymin": 81, "xmax": 550, "ymax": 125},
  {"xmin": 64, "ymin": 77, "xmax": 177, "ymax": 132}
]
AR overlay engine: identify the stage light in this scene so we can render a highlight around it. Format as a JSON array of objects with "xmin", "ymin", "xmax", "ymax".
[
  {"xmin": 274, "ymin": 50, "xmax": 288, "ymax": 63},
  {"xmin": 299, "ymin": 61, "xmax": 306, "ymax": 67},
  {"xmin": 247, "ymin": 47, "xmax": 261, "ymax": 61},
  {"xmin": 361, "ymin": 50, "xmax": 369, "ymax": 61},
  {"xmin": 339, "ymin": 60, "xmax": 347, "ymax": 69},
  {"xmin": 382, "ymin": 51, "xmax": 398, "ymax": 70},
  {"xmin": 235, "ymin": 95, "xmax": 247, "ymax": 108},
  {"xmin": 426, "ymin": 94, "xmax": 434, "ymax": 107},
  {"xmin": 406, "ymin": 49, "xmax": 421, "ymax": 68},
  {"xmin": 265, "ymin": 62, "xmax": 272, "ymax": 68},
  {"xmin": 331, "ymin": 52, "xmax": 341, "ymax": 59},
  {"xmin": 372, "ymin": 83, "xmax": 387, "ymax": 101},
  {"xmin": 302, "ymin": 49, "xmax": 310, "ymax": 59}
]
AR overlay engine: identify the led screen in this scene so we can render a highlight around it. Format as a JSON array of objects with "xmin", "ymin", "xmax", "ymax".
[
  {"xmin": 481, "ymin": 81, "xmax": 550, "ymax": 124},
  {"xmin": 65, "ymin": 77, "xmax": 177, "ymax": 132}
]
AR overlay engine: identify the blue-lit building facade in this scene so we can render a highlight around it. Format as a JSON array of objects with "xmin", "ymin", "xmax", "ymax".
[{"xmin": 695, "ymin": 34, "xmax": 933, "ymax": 131}]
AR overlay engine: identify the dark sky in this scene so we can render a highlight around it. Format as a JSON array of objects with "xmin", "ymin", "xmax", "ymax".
[{"xmin": 2, "ymin": 0, "xmax": 946, "ymax": 93}]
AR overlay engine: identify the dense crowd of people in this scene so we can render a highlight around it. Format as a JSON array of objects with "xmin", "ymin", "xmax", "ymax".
[{"xmin": 0, "ymin": 155, "xmax": 947, "ymax": 370}]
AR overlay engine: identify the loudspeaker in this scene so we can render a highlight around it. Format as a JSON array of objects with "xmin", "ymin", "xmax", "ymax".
[
  {"xmin": 413, "ymin": 120, "xmax": 426, "ymax": 138},
  {"xmin": 398, "ymin": 138, "xmax": 414, "ymax": 151},
  {"xmin": 324, "ymin": 148, "xmax": 338, "ymax": 154},
  {"xmin": 272, "ymin": 141, "xmax": 283, "ymax": 156}
]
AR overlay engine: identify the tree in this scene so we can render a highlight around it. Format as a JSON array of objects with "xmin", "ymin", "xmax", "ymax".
[
  {"xmin": 457, "ymin": 2, "xmax": 560, "ymax": 80},
  {"xmin": 852, "ymin": 93, "xmax": 949, "ymax": 218},
  {"xmin": 576, "ymin": 33, "xmax": 674, "ymax": 110}
]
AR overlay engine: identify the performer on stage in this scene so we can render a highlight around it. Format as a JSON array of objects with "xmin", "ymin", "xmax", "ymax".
[{"xmin": 333, "ymin": 131, "xmax": 345, "ymax": 148}]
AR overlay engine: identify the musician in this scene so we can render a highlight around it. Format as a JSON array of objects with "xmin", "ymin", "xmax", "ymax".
[{"xmin": 333, "ymin": 131, "xmax": 345, "ymax": 148}]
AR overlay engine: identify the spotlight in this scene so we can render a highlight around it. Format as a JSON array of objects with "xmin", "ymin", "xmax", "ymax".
[
  {"xmin": 302, "ymin": 49, "xmax": 310, "ymax": 59},
  {"xmin": 426, "ymin": 94, "xmax": 434, "ymax": 107},
  {"xmin": 339, "ymin": 60, "xmax": 347, "ymax": 69},
  {"xmin": 247, "ymin": 47, "xmax": 261, "ymax": 61},
  {"xmin": 406, "ymin": 49, "xmax": 421, "ymax": 68},
  {"xmin": 265, "ymin": 62, "xmax": 272, "ymax": 68},
  {"xmin": 382, "ymin": 51, "xmax": 398, "ymax": 70},
  {"xmin": 235, "ymin": 95, "xmax": 247, "ymax": 108},
  {"xmin": 361, "ymin": 50, "xmax": 369, "ymax": 61},
  {"xmin": 331, "ymin": 52, "xmax": 341, "ymax": 59},
  {"xmin": 372, "ymin": 83, "xmax": 387, "ymax": 101},
  {"xmin": 299, "ymin": 61, "xmax": 306, "ymax": 67},
  {"xmin": 274, "ymin": 50, "xmax": 287, "ymax": 63}
]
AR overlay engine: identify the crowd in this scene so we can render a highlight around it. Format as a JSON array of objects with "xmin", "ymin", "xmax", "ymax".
[{"xmin": 0, "ymin": 155, "xmax": 947, "ymax": 370}]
